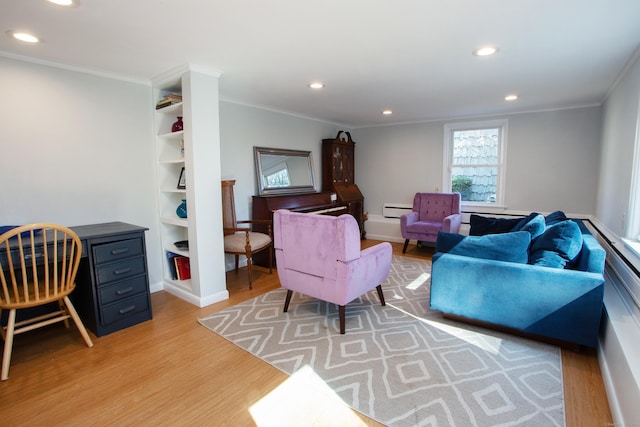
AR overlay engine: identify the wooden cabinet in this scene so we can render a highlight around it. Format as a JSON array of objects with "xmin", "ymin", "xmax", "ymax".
[
  {"xmin": 322, "ymin": 131, "xmax": 366, "ymax": 238},
  {"xmin": 71, "ymin": 222, "xmax": 152, "ymax": 337}
]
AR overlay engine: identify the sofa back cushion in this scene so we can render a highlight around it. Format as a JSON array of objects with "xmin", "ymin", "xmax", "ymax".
[
  {"xmin": 436, "ymin": 231, "xmax": 531, "ymax": 264},
  {"xmin": 469, "ymin": 215, "xmax": 521, "ymax": 235}
]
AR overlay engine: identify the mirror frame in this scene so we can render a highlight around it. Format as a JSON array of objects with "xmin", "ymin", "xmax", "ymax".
[{"xmin": 253, "ymin": 146, "xmax": 316, "ymax": 196}]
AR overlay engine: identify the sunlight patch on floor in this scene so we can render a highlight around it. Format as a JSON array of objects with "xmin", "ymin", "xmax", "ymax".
[
  {"xmin": 405, "ymin": 272, "xmax": 430, "ymax": 290},
  {"xmin": 249, "ymin": 365, "xmax": 368, "ymax": 427},
  {"xmin": 386, "ymin": 303, "xmax": 504, "ymax": 355}
]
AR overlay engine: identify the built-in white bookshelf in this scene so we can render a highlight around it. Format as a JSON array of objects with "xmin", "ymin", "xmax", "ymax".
[{"xmin": 152, "ymin": 65, "xmax": 228, "ymax": 307}]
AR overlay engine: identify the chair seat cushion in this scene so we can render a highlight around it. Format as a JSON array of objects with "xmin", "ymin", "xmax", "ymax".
[
  {"xmin": 406, "ymin": 221, "xmax": 443, "ymax": 234},
  {"xmin": 224, "ymin": 232, "xmax": 271, "ymax": 253}
]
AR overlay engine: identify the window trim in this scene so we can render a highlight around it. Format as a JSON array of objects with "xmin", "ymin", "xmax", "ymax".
[
  {"xmin": 443, "ymin": 119, "xmax": 508, "ymax": 207},
  {"xmin": 626, "ymin": 96, "xmax": 640, "ymax": 241}
]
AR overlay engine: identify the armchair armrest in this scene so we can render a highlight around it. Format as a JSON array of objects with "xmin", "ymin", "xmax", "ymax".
[
  {"xmin": 442, "ymin": 213, "xmax": 462, "ymax": 233},
  {"xmin": 236, "ymin": 219, "xmax": 272, "ymax": 237},
  {"xmin": 400, "ymin": 212, "xmax": 419, "ymax": 234},
  {"xmin": 335, "ymin": 242, "xmax": 392, "ymax": 303}
]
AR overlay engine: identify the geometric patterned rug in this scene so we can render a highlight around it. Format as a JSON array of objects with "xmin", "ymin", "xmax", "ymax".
[{"xmin": 199, "ymin": 255, "xmax": 565, "ymax": 427}]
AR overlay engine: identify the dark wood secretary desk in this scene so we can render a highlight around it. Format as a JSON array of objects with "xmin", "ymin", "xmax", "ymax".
[{"xmin": 322, "ymin": 131, "xmax": 366, "ymax": 239}]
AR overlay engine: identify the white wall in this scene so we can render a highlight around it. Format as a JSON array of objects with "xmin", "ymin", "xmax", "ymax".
[
  {"xmin": 352, "ymin": 106, "xmax": 602, "ymax": 217},
  {"xmin": 595, "ymin": 53, "xmax": 640, "ymax": 427},
  {"xmin": 0, "ymin": 56, "xmax": 163, "ymax": 288},
  {"xmin": 219, "ymin": 101, "xmax": 344, "ymax": 221},
  {"xmin": 597, "ymin": 56, "xmax": 640, "ymax": 236}
]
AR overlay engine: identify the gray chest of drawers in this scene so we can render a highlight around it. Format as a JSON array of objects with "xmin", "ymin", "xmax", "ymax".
[{"xmin": 72, "ymin": 222, "xmax": 152, "ymax": 337}]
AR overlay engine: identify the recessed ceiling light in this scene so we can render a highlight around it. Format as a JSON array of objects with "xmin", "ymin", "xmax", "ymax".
[
  {"xmin": 505, "ymin": 94, "xmax": 519, "ymax": 101},
  {"xmin": 382, "ymin": 110, "xmax": 393, "ymax": 115},
  {"xmin": 308, "ymin": 82, "xmax": 324, "ymax": 89},
  {"xmin": 47, "ymin": 0, "xmax": 76, "ymax": 6},
  {"xmin": 473, "ymin": 46, "xmax": 498, "ymax": 56},
  {"xmin": 6, "ymin": 30, "xmax": 40, "ymax": 44}
]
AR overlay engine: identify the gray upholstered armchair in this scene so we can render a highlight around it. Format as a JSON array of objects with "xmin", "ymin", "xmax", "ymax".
[{"xmin": 400, "ymin": 192, "xmax": 462, "ymax": 253}]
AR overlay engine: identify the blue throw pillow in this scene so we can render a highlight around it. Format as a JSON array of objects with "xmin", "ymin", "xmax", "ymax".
[
  {"xmin": 436, "ymin": 231, "xmax": 531, "ymax": 264},
  {"xmin": 511, "ymin": 212, "xmax": 540, "ymax": 232},
  {"xmin": 529, "ymin": 220, "xmax": 583, "ymax": 268},
  {"xmin": 516, "ymin": 214, "xmax": 545, "ymax": 239},
  {"xmin": 468, "ymin": 214, "xmax": 522, "ymax": 236}
]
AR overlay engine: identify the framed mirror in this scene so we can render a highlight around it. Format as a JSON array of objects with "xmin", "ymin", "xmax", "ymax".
[{"xmin": 254, "ymin": 147, "xmax": 316, "ymax": 196}]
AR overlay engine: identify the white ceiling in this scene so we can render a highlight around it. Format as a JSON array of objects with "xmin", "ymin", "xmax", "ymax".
[{"xmin": 1, "ymin": 0, "xmax": 639, "ymax": 127}]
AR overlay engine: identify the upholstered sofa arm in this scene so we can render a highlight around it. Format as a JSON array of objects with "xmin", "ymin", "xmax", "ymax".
[
  {"xmin": 442, "ymin": 213, "xmax": 462, "ymax": 233},
  {"xmin": 336, "ymin": 242, "xmax": 393, "ymax": 304},
  {"xmin": 430, "ymin": 252, "xmax": 605, "ymax": 347}
]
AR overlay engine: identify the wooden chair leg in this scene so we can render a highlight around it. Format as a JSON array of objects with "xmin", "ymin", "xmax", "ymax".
[
  {"xmin": 268, "ymin": 245, "xmax": 273, "ymax": 274},
  {"xmin": 234, "ymin": 255, "xmax": 239, "ymax": 271},
  {"xmin": 246, "ymin": 256, "xmax": 253, "ymax": 290},
  {"xmin": 376, "ymin": 285, "xmax": 386, "ymax": 306},
  {"xmin": 1, "ymin": 309, "xmax": 17, "ymax": 381},
  {"xmin": 338, "ymin": 305, "xmax": 346, "ymax": 334},
  {"xmin": 59, "ymin": 300, "xmax": 70, "ymax": 328},
  {"xmin": 402, "ymin": 239, "xmax": 409, "ymax": 253},
  {"xmin": 0, "ymin": 309, "xmax": 4, "ymax": 341},
  {"xmin": 283, "ymin": 290, "xmax": 293, "ymax": 312},
  {"xmin": 63, "ymin": 296, "xmax": 94, "ymax": 348}
]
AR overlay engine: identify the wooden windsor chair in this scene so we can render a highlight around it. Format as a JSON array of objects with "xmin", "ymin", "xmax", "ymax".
[{"xmin": 0, "ymin": 223, "xmax": 94, "ymax": 380}]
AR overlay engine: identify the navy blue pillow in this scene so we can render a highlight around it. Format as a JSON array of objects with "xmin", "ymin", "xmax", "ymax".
[
  {"xmin": 545, "ymin": 210, "xmax": 568, "ymax": 226},
  {"xmin": 529, "ymin": 220, "xmax": 583, "ymax": 268},
  {"xmin": 0, "ymin": 225, "xmax": 40, "ymax": 239},
  {"xmin": 469, "ymin": 215, "xmax": 522, "ymax": 236},
  {"xmin": 436, "ymin": 231, "xmax": 531, "ymax": 264}
]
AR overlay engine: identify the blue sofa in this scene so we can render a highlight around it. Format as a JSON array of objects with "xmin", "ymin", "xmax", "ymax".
[{"xmin": 430, "ymin": 212, "xmax": 606, "ymax": 348}]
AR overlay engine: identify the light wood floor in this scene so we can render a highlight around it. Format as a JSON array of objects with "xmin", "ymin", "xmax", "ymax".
[{"xmin": 0, "ymin": 241, "xmax": 612, "ymax": 426}]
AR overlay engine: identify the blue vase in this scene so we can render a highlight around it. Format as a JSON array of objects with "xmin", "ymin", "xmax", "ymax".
[{"xmin": 176, "ymin": 199, "xmax": 187, "ymax": 218}]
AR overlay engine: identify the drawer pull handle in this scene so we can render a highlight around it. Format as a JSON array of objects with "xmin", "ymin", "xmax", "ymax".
[
  {"xmin": 116, "ymin": 287, "xmax": 134, "ymax": 295},
  {"xmin": 111, "ymin": 248, "xmax": 130, "ymax": 255},
  {"xmin": 119, "ymin": 305, "xmax": 136, "ymax": 315},
  {"xmin": 113, "ymin": 268, "xmax": 132, "ymax": 275}
]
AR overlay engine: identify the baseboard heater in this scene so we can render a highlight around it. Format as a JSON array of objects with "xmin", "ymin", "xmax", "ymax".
[{"xmin": 382, "ymin": 203, "xmax": 412, "ymax": 219}]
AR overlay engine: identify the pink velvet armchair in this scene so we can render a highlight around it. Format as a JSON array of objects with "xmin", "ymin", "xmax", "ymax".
[
  {"xmin": 273, "ymin": 210, "xmax": 392, "ymax": 334},
  {"xmin": 400, "ymin": 192, "xmax": 462, "ymax": 253}
]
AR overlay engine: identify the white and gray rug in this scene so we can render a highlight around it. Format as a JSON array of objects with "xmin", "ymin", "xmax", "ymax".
[{"xmin": 199, "ymin": 255, "xmax": 565, "ymax": 427}]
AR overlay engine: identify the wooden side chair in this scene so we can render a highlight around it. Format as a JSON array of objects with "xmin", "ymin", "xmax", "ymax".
[
  {"xmin": 0, "ymin": 223, "xmax": 94, "ymax": 381},
  {"xmin": 221, "ymin": 180, "xmax": 272, "ymax": 289}
]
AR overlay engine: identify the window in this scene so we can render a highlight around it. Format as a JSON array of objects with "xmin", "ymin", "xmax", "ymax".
[
  {"xmin": 265, "ymin": 165, "xmax": 291, "ymax": 188},
  {"xmin": 443, "ymin": 119, "xmax": 508, "ymax": 205}
]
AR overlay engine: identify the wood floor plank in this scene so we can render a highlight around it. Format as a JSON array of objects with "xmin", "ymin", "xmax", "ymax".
[{"xmin": 0, "ymin": 240, "xmax": 612, "ymax": 426}]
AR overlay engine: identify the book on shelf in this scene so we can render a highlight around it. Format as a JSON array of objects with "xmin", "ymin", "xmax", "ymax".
[
  {"xmin": 165, "ymin": 251, "xmax": 179, "ymax": 280},
  {"xmin": 174, "ymin": 255, "xmax": 191, "ymax": 280},
  {"xmin": 165, "ymin": 251, "xmax": 191, "ymax": 280},
  {"xmin": 155, "ymin": 93, "xmax": 183, "ymax": 109}
]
